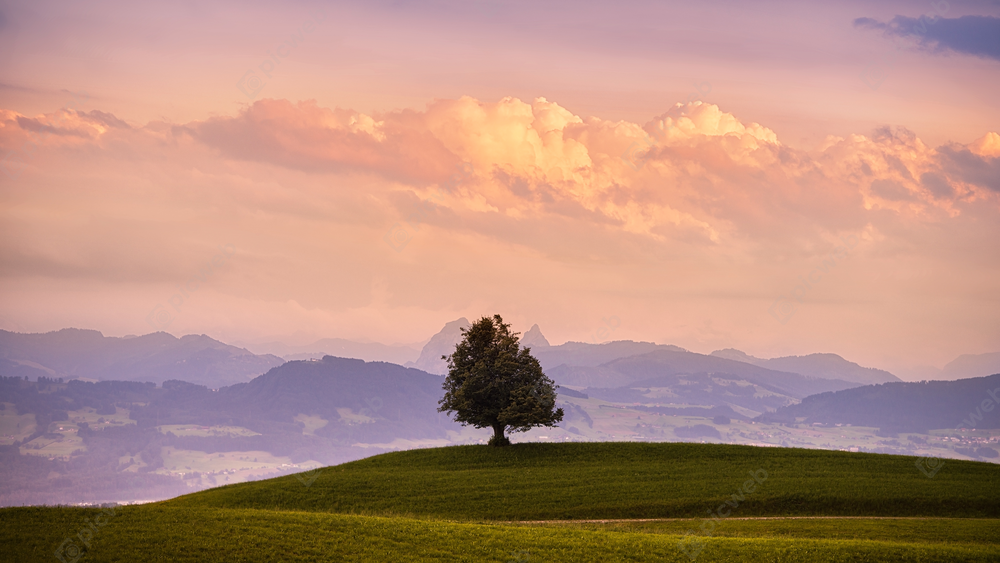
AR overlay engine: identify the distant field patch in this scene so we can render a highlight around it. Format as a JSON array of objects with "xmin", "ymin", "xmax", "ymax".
[
  {"xmin": 67, "ymin": 406, "xmax": 135, "ymax": 428},
  {"xmin": 155, "ymin": 447, "xmax": 319, "ymax": 488},
  {"xmin": 336, "ymin": 407, "xmax": 375, "ymax": 424},
  {"xmin": 292, "ymin": 413, "xmax": 328, "ymax": 436},
  {"xmin": 0, "ymin": 403, "xmax": 36, "ymax": 445},
  {"xmin": 19, "ymin": 424, "xmax": 84, "ymax": 459},
  {"xmin": 156, "ymin": 424, "xmax": 260, "ymax": 437}
]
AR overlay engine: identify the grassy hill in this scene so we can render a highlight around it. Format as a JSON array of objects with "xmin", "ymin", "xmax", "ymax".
[
  {"xmin": 3, "ymin": 443, "xmax": 999, "ymax": 562},
  {"xmin": 166, "ymin": 442, "xmax": 1000, "ymax": 519}
]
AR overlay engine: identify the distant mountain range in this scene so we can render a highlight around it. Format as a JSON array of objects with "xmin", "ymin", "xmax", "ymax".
[
  {"xmin": 240, "ymin": 338, "xmax": 421, "ymax": 365},
  {"xmin": 709, "ymin": 349, "xmax": 900, "ymax": 385},
  {"xmin": 565, "ymin": 349, "xmax": 858, "ymax": 395},
  {"xmin": 757, "ymin": 374, "xmax": 1000, "ymax": 432},
  {"xmin": 10, "ymin": 322, "xmax": 990, "ymax": 401},
  {"xmin": 0, "ymin": 329, "xmax": 283, "ymax": 388}
]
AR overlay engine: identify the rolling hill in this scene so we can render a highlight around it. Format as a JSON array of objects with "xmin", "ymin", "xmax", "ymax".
[
  {"xmin": 242, "ymin": 337, "xmax": 421, "ymax": 364},
  {"xmin": 165, "ymin": 442, "xmax": 1000, "ymax": 519},
  {"xmin": 756, "ymin": 374, "xmax": 1000, "ymax": 433},
  {"xmin": 3, "ymin": 443, "xmax": 998, "ymax": 562}
]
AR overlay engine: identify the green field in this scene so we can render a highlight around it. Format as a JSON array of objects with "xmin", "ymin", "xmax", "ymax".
[
  {"xmin": 0, "ymin": 403, "xmax": 36, "ymax": 446},
  {"xmin": 2, "ymin": 443, "xmax": 998, "ymax": 562},
  {"xmin": 155, "ymin": 424, "xmax": 260, "ymax": 438}
]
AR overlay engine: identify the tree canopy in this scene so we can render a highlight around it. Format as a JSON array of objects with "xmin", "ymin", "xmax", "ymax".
[{"xmin": 438, "ymin": 315, "xmax": 563, "ymax": 446}]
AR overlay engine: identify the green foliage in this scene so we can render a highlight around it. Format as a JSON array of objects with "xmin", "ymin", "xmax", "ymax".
[{"xmin": 439, "ymin": 315, "xmax": 563, "ymax": 445}]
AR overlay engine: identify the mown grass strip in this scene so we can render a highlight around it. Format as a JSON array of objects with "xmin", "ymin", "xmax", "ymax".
[
  {"xmin": 1, "ymin": 506, "xmax": 998, "ymax": 563},
  {"xmin": 513, "ymin": 517, "xmax": 1000, "ymax": 545}
]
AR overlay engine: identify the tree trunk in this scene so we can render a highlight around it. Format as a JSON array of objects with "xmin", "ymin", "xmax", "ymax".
[{"xmin": 490, "ymin": 422, "xmax": 509, "ymax": 446}]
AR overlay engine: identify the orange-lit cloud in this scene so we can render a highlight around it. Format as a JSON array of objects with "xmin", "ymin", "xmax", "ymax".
[{"xmin": 175, "ymin": 96, "xmax": 999, "ymax": 244}]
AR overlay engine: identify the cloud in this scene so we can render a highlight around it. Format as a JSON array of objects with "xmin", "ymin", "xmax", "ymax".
[
  {"xmin": 5, "ymin": 96, "xmax": 997, "ymax": 252},
  {"xmin": 854, "ymin": 15, "xmax": 1000, "ymax": 61},
  {"xmin": 938, "ymin": 142, "xmax": 1000, "ymax": 194},
  {"xmin": 2, "ymin": 107, "xmax": 120, "ymax": 143},
  {"xmin": 188, "ymin": 99, "xmax": 458, "ymax": 183}
]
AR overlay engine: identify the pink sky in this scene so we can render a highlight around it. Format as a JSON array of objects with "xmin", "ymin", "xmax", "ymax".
[{"xmin": 1, "ymin": 0, "xmax": 998, "ymax": 379}]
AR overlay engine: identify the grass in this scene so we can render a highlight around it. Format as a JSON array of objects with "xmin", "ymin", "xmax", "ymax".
[
  {"xmin": 0, "ymin": 403, "xmax": 37, "ymax": 445},
  {"xmin": 2, "ymin": 506, "xmax": 997, "ymax": 562},
  {"xmin": 3, "ymin": 442, "xmax": 999, "ymax": 562},
  {"xmin": 167, "ymin": 442, "xmax": 1000, "ymax": 520},
  {"xmin": 534, "ymin": 518, "xmax": 1000, "ymax": 545}
]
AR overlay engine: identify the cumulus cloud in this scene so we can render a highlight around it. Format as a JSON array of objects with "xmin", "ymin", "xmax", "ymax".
[
  {"xmin": 854, "ymin": 15, "xmax": 1000, "ymax": 61},
  {"xmin": 4, "ymin": 96, "xmax": 997, "ymax": 251},
  {"xmin": 938, "ymin": 140, "xmax": 1000, "ymax": 193},
  {"xmin": 180, "ymin": 97, "xmax": 999, "ymax": 244}
]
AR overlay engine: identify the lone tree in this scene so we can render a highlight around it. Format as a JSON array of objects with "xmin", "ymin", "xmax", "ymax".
[{"xmin": 438, "ymin": 314, "xmax": 563, "ymax": 446}]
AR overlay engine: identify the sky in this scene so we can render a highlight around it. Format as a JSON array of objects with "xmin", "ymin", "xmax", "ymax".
[{"xmin": 1, "ymin": 0, "xmax": 998, "ymax": 380}]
